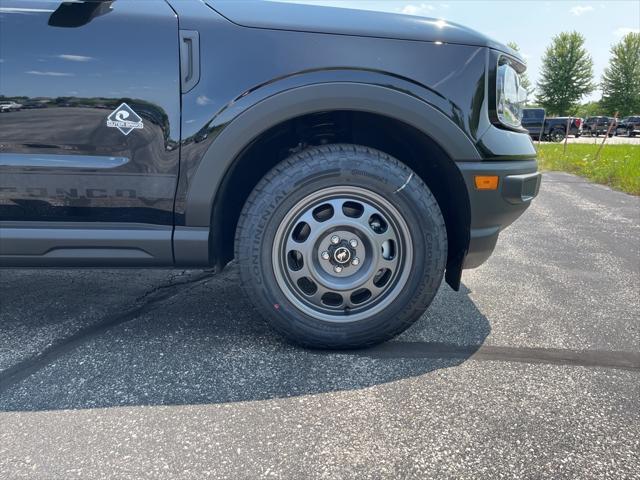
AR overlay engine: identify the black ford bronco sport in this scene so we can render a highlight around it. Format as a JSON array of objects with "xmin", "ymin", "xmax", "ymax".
[{"xmin": 0, "ymin": 0, "xmax": 540, "ymax": 348}]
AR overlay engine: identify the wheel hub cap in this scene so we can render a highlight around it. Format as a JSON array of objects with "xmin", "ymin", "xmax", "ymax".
[{"xmin": 333, "ymin": 247, "xmax": 350, "ymax": 264}]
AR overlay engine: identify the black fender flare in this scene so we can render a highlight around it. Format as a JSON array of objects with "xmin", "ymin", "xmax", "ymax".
[{"xmin": 184, "ymin": 81, "xmax": 481, "ymax": 227}]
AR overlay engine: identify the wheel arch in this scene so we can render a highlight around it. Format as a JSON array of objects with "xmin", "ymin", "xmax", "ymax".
[{"xmin": 177, "ymin": 83, "xmax": 478, "ymax": 289}]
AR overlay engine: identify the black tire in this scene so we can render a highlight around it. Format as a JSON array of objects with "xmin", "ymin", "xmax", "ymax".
[
  {"xmin": 235, "ymin": 144, "xmax": 447, "ymax": 349},
  {"xmin": 550, "ymin": 128, "xmax": 565, "ymax": 142}
]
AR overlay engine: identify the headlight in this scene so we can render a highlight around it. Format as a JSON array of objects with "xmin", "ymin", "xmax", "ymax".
[{"xmin": 496, "ymin": 59, "xmax": 527, "ymax": 129}]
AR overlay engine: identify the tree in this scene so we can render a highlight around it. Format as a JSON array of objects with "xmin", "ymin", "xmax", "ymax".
[
  {"xmin": 507, "ymin": 41, "xmax": 533, "ymax": 101},
  {"xmin": 536, "ymin": 32, "xmax": 594, "ymax": 116},
  {"xmin": 571, "ymin": 101, "xmax": 601, "ymax": 118},
  {"xmin": 600, "ymin": 32, "xmax": 640, "ymax": 117}
]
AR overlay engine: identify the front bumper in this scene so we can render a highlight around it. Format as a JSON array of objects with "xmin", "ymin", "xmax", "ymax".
[{"xmin": 456, "ymin": 159, "xmax": 541, "ymax": 268}]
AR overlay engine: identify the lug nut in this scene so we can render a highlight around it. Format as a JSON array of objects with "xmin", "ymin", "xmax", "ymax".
[
  {"xmin": 349, "ymin": 239, "xmax": 358, "ymax": 248},
  {"xmin": 352, "ymin": 257, "xmax": 360, "ymax": 266},
  {"xmin": 321, "ymin": 251, "xmax": 330, "ymax": 260},
  {"xmin": 334, "ymin": 265, "xmax": 343, "ymax": 273},
  {"xmin": 330, "ymin": 235, "xmax": 340, "ymax": 244}
]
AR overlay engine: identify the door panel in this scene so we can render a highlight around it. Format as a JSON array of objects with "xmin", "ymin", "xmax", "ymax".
[{"xmin": 0, "ymin": 0, "xmax": 180, "ymax": 224}]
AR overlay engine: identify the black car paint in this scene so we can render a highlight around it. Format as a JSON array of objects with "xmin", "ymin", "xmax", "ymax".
[
  {"xmin": 207, "ymin": 0, "xmax": 514, "ymax": 52},
  {"xmin": 521, "ymin": 108, "xmax": 546, "ymax": 139},
  {"xmin": 583, "ymin": 116, "xmax": 617, "ymax": 136},
  {"xmin": 0, "ymin": 0, "xmax": 539, "ymax": 286},
  {"xmin": 545, "ymin": 117, "xmax": 583, "ymax": 139},
  {"xmin": 0, "ymin": 0, "xmax": 180, "ymax": 227},
  {"xmin": 615, "ymin": 116, "xmax": 640, "ymax": 136}
]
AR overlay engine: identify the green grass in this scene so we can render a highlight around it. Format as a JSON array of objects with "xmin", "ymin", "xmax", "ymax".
[{"xmin": 536, "ymin": 143, "xmax": 640, "ymax": 195}]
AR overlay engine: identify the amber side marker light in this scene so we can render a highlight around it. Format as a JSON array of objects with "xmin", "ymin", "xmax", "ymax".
[{"xmin": 474, "ymin": 175, "xmax": 499, "ymax": 190}]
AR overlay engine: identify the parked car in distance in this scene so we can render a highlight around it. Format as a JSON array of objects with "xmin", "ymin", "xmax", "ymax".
[
  {"xmin": 0, "ymin": 0, "xmax": 541, "ymax": 348},
  {"xmin": 583, "ymin": 116, "xmax": 616, "ymax": 137},
  {"xmin": 521, "ymin": 108, "xmax": 582, "ymax": 142},
  {"xmin": 0, "ymin": 100, "xmax": 22, "ymax": 112},
  {"xmin": 547, "ymin": 117, "xmax": 583, "ymax": 142},
  {"xmin": 615, "ymin": 116, "xmax": 640, "ymax": 137},
  {"xmin": 521, "ymin": 108, "xmax": 545, "ymax": 139}
]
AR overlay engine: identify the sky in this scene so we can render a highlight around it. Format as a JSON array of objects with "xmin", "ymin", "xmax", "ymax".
[{"xmin": 278, "ymin": 0, "xmax": 640, "ymax": 103}]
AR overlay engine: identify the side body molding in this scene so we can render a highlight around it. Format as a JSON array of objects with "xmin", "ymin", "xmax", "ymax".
[{"xmin": 183, "ymin": 82, "xmax": 482, "ymax": 228}]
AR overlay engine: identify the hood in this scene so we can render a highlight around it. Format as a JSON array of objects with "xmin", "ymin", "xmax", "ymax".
[{"xmin": 207, "ymin": 1, "xmax": 520, "ymax": 59}]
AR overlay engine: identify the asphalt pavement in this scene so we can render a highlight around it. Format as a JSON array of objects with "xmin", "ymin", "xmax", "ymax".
[{"xmin": 0, "ymin": 172, "xmax": 639, "ymax": 479}]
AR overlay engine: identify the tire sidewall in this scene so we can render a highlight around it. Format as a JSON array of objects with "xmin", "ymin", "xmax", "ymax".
[{"xmin": 237, "ymin": 146, "xmax": 447, "ymax": 346}]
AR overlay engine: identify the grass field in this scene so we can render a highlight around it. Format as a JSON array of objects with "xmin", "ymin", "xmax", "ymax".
[{"xmin": 536, "ymin": 143, "xmax": 640, "ymax": 195}]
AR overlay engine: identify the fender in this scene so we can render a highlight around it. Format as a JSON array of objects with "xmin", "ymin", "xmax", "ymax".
[{"xmin": 183, "ymin": 81, "xmax": 482, "ymax": 228}]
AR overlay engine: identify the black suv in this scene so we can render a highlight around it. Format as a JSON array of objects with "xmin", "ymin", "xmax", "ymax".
[
  {"xmin": 616, "ymin": 116, "xmax": 640, "ymax": 137},
  {"xmin": 0, "ymin": 0, "xmax": 540, "ymax": 348},
  {"xmin": 583, "ymin": 116, "xmax": 617, "ymax": 137}
]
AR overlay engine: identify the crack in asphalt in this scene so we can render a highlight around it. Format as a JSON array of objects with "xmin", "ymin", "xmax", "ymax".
[
  {"xmin": 0, "ymin": 269, "xmax": 217, "ymax": 394},
  {"xmin": 133, "ymin": 269, "xmax": 192, "ymax": 303},
  {"xmin": 1, "ymin": 266, "xmax": 638, "ymax": 395},
  {"xmin": 352, "ymin": 342, "xmax": 640, "ymax": 371}
]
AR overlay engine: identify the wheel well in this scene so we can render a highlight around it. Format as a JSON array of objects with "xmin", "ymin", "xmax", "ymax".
[{"xmin": 211, "ymin": 111, "xmax": 471, "ymax": 289}]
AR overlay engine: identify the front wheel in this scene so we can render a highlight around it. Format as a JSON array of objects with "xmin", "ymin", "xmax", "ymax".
[{"xmin": 235, "ymin": 144, "xmax": 447, "ymax": 348}]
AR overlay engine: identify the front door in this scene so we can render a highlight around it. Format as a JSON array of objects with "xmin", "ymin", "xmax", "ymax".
[{"xmin": 0, "ymin": 0, "xmax": 180, "ymax": 264}]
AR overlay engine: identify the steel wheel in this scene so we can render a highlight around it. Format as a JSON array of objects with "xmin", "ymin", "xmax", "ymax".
[
  {"xmin": 272, "ymin": 186, "xmax": 413, "ymax": 323},
  {"xmin": 237, "ymin": 144, "xmax": 447, "ymax": 347}
]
